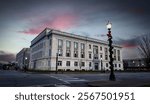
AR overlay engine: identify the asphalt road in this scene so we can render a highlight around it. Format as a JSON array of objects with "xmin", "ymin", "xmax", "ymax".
[{"xmin": 0, "ymin": 70, "xmax": 150, "ymax": 87}]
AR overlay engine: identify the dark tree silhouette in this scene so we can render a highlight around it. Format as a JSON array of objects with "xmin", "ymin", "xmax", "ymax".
[{"xmin": 138, "ymin": 34, "xmax": 150, "ymax": 67}]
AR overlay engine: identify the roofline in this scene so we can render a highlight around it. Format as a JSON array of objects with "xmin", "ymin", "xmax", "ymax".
[
  {"xmin": 16, "ymin": 48, "xmax": 30, "ymax": 56},
  {"xmin": 31, "ymin": 28, "xmax": 122, "ymax": 48}
]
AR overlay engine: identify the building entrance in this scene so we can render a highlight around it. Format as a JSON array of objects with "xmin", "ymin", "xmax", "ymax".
[{"xmin": 94, "ymin": 63, "xmax": 99, "ymax": 70}]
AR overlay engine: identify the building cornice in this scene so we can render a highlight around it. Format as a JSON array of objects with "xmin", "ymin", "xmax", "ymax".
[{"xmin": 31, "ymin": 28, "xmax": 122, "ymax": 48}]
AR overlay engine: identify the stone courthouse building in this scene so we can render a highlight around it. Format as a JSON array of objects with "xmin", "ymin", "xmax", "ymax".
[{"xmin": 29, "ymin": 28, "xmax": 123, "ymax": 71}]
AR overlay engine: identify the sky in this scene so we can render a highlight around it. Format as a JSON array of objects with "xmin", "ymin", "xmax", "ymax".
[{"xmin": 0, "ymin": 0, "xmax": 150, "ymax": 62}]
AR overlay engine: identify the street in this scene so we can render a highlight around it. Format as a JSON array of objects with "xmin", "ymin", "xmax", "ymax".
[{"xmin": 0, "ymin": 69, "xmax": 150, "ymax": 87}]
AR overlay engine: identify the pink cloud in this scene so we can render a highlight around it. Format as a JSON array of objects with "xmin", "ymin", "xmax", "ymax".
[
  {"xmin": 18, "ymin": 27, "xmax": 43, "ymax": 35},
  {"xmin": 19, "ymin": 13, "xmax": 78, "ymax": 35},
  {"xmin": 122, "ymin": 43, "xmax": 138, "ymax": 48}
]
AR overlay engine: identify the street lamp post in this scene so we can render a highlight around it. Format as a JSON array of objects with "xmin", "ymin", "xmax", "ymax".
[
  {"xmin": 106, "ymin": 21, "xmax": 116, "ymax": 81},
  {"xmin": 56, "ymin": 53, "xmax": 58, "ymax": 74}
]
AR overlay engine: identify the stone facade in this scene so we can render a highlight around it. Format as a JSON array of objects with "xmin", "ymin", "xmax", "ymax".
[
  {"xmin": 29, "ymin": 28, "xmax": 123, "ymax": 71},
  {"xmin": 16, "ymin": 48, "xmax": 30, "ymax": 69}
]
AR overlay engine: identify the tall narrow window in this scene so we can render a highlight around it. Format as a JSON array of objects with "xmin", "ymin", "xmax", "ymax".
[
  {"xmin": 93, "ymin": 45, "xmax": 98, "ymax": 59},
  {"xmin": 66, "ymin": 40, "xmax": 71, "ymax": 48},
  {"xmin": 100, "ymin": 46, "xmax": 102, "ymax": 51},
  {"xmin": 119, "ymin": 64, "xmax": 121, "ymax": 67},
  {"xmin": 89, "ymin": 53, "xmax": 92, "ymax": 59},
  {"xmin": 74, "ymin": 62, "xmax": 78, "ymax": 66},
  {"xmin": 105, "ymin": 48, "xmax": 108, "ymax": 60},
  {"xmin": 114, "ymin": 49, "xmax": 116, "ymax": 61},
  {"xmin": 89, "ymin": 62, "xmax": 92, "ymax": 67},
  {"xmin": 74, "ymin": 42, "xmax": 78, "ymax": 57},
  {"xmin": 66, "ymin": 41, "xmax": 71, "ymax": 57},
  {"xmin": 66, "ymin": 61, "xmax": 70, "ymax": 66},
  {"xmin": 89, "ymin": 44, "xmax": 91, "ymax": 49},
  {"xmin": 106, "ymin": 63, "xmax": 108, "ymax": 67},
  {"xmin": 118, "ymin": 50, "xmax": 120, "ymax": 61},
  {"xmin": 81, "ymin": 62, "xmax": 85, "ymax": 67},
  {"xmin": 58, "ymin": 61, "xmax": 62, "ymax": 66},
  {"xmin": 58, "ymin": 39, "xmax": 63, "ymax": 56},
  {"xmin": 58, "ymin": 39, "xmax": 63, "ymax": 48},
  {"xmin": 81, "ymin": 43, "xmax": 85, "ymax": 58},
  {"xmin": 100, "ymin": 53, "xmax": 103, "ymax": 59}
]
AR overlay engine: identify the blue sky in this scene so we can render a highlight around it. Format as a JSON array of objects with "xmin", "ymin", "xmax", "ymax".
[{"xmin": 0, "ymin": 0, "xmax": 150, "ymax": 61}]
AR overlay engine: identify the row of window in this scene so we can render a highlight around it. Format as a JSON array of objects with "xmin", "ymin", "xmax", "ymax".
[
  {"xmin": 57, "ymin": 39, "xmax": 121, "ymax": 61},
  {"xmin": 32, "ymin": 42, "xmax": 45, "ymax": 52},
  {"xmin": 32, "ymin": 51, "xmax": 43, "ymax": 60},
  {"xmin": 59, "ymin": 39, "xmax": 104, "ymax": 51},
  {"xmin": 89, "ymin": 44, "xmax": 103, "ymax": 51},
  {"xmin": 57, "ymin": 61, "xmax": 85, "ymax": 67},
  {"xmin": 57, "ymin": 61, "xmax": 121, "ymax": 68}
]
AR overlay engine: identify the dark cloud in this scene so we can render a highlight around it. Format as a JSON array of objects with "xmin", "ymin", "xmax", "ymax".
[
  {"xmin": 114, "ymin": 38, "xmax": 138, "ymax": 48},
  {"xmin": 0, "ymin": 0, "xmax": 150, "ymax": 59},
  {"xmin": 0, "ymin": 50, "xmax": 16, "ymax": 62},
  {"xmin": 114, "ymin": 33, "xmax": 150, "ymax": 48}
]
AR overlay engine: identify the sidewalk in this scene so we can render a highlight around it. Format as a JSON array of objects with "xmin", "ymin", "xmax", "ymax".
[{"xmin": 87, "ymin": 80, "xmax": 150, "ymax": 87}]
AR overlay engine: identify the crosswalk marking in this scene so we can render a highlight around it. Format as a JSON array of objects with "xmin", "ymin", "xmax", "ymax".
[{"xmin": 51, "ymin": 75, "xmax": 87, "ymax": 84}]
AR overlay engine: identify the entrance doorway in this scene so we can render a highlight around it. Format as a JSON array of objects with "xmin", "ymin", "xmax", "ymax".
[{"xmin": 94, "ymin": 63, "xmax": 99, "ymax": 70}]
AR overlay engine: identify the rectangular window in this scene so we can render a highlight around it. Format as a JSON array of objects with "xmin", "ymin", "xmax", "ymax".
[
  {"xmin": 66, "ymin": 40, "xmax": 71, "ymax": 48},
  {"xmin": 93, "ymin": 45, "xmax": 98, "ymax": 59},
  {"xmin": 81, "ymin": 62, "xmax": 85, "ymax": 67},
  {"xmin": 74, "ymin": 42, "xmax": 78, "ymax": 49},
  {"xmin": 89, "ymin": 62, "xmax": 92, "ymax": 67},
  {"xmin": 74, "ymin": 51, "xmax": 78, "ymax": 57},
  {"xmin": 105, "ymin": 48, "xmax": 108, "ymax": 60},
  {"xmin": 74, "ymin": 62, "xmax": 78, "ymax": 66},
  {"xmin": 81, "ymin": 43, "xmax": 85, "ymax": 58},
  {"xmin": 89, "ymin": 44, "xmax": 91, "ymax": 49},
  {"xmin": 58, "ymin": 39, "xmax": 63, "ymax": 56},
  {"xmin": 106, "ymin": 63, "xmax": 108, "ymax": 67},
  {"xmin": 100, "ymin": 53, "xmax": 103, "ymax": 59},
  {"xmin": 115, "ymin": 64, "xmax": 117, "ymax": 67},
  {"xmin": 100, "ymin": 46, "xmax": 102, "ymax": 51},
  {"xmin": 66, "ymin": 50, "xmax": 71, "ymax": 57},
  {"xmin": 74, "ymin": 42, "xmax": 78, "ymax": 58},
  {"xmin": 119, "ymin": 64, "xmax": 121, "ymax": 67},
  {"xmin": 81, "ymin": 52, "xmax": 85, "ymax": 58},
  {"xmin": 66, "ymin": 61, "xmax": 70, "ymax": 66},
  {"xmin": 58, "ymin": 49, "xmax": 63, "ymax": 56},
  {"xmin": 58, "ymin": 61, "xmax": 62, "ymax": 66},
  {"xmin": 81, "ymin": 43, "xmax": 85, "ymax": 50},
  {"xmin": 66, "ymin": 41, "xmax": 71, "ymax": 57},
  {"xmin": 118, "ymin": 50, "xmax": 120, "ymax": 61},
  {"xmin": 89, "ymin": 53, "xmax": 91, "ymax": 59},
  {"xmin": 58, "ymin": 39, "xmax": 63, "ymax": 48},
  {"xmin": 93, "ymin": 45, "xmax": 98, "ymax": 54},
  {"xmin": 94, "ymin": 54, "xmax": 98, "ymax": 59}
]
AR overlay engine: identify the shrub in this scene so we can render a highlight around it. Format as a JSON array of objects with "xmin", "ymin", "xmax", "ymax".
[
  {"xmin": 81, "ymin": 69, "xmax": 86, "ymax": 71},
  {"xmin": 74, "ymin": 69, "xmax": 79, "ymax": 71},
  {"xmin": 66, "ymin": 69, "xmax": 71, "ymax": 71}
]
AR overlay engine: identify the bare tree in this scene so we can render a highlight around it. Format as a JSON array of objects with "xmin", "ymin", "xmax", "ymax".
[{"xmin": 138, "ymin": 34, "xmax": 150, "ymax": 67}]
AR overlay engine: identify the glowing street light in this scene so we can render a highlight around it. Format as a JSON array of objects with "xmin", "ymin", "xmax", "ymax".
[{"xmin": 106, "ymin": 22, "xmax": 112, "ymax": 29}]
